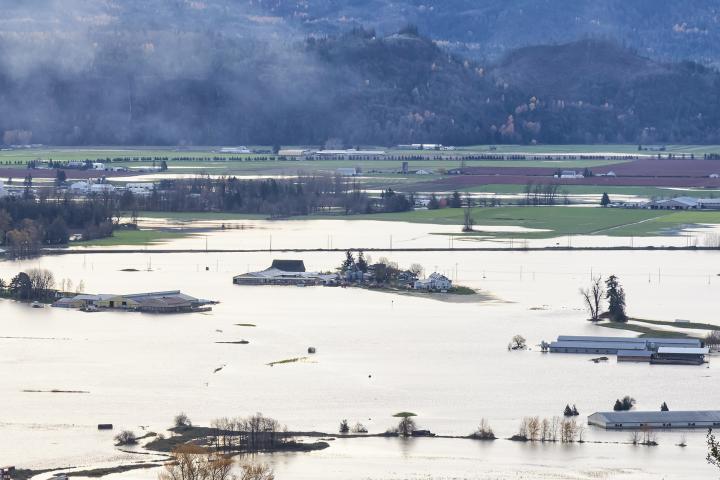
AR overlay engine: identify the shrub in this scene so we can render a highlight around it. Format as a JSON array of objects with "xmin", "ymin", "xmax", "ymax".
[{"xmin": 114, "ymin": 430, "xmax": 137, "ymax": 445}]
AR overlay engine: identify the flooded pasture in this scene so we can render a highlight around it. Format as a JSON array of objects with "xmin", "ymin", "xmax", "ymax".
[{"xmin": 1, "ymin": 220, "xmax": 719, "ymax": 479}]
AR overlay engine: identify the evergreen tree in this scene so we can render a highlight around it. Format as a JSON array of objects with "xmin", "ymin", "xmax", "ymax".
[
  {"xmin": 563, "ymin": 405, "xmax": 573, "ymax": 417},
  {"xmin": 613, "ymin": 399, "xmax": 623, "ymax": 411},
  {"xmin": 572, "ymin": 405, "xmax": 580, "ymax": 416},
  {"xmin": 661, "ymin": 402, "xmax": 669, "ymax": 411},
  {"xmin": 605, "ymin": 275, "xmax": 627, "ymax": 322},
  {"xmin": 357, "ymin": 251, "xmax": 368, "ymax": 273},
  {"xmin": 428, "ymin": 194, "xmax": 440, "ymax": 210},
  {"xmin": 600, "ymin": 192, "xmax": 611, "ymax": 207},
  {"xmin": 449, "ymin": 191, "xmax": 463, "ymax": 208},
  {"xmin": 339, "ymin": 419, "xmax": 350, "ymax": 434},
  {"xmin": 341, "ymin": 250, "xmax": 355, "ymax": 271}
]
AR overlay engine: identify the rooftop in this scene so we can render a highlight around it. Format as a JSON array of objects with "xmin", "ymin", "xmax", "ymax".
[{"xmin": 590, "ymin": 410, "xmax": 720, "ymax": 424}]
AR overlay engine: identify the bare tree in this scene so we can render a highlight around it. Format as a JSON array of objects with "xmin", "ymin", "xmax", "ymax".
[
  {"xmin": 27, "ymin": 268, "xmax": 55, "ymax": 299},
  {"xmin": 174, "ymin": 412, "xmax": 192, "ymax": 429},
  {"xmin": 705, "ymin": 331, "xmax": 720, "ymax": 351},
  {"xmin": 580, "ymin": 276, "xmax": 604, "ymax": 321},
  {"xmin": 159, "ymin": 445, "xmax": 235, "ymax": 480},
  {"xmin": 540, "ymin": 418, "xmax": 551, "ymax": 442},
  {"xmin": 397, "ymin": 416, "xmax": 416, "ymax": 436},
  {"xmin": 240, "ymin": 463, "xmax": 274, "ymax": 480},
  {"xmin": 527, "ymin": 416, "xmax": 541, "ymax": 441},
  {"xmin": 629, "ymin": 430, "xmax": 640, "ymax": 445}
]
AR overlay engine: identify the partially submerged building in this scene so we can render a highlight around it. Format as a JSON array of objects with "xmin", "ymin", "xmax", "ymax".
[
  {"xmin": 233, "ymin": 260, "xmax": 338, "ymax": 286},
  {"xmin": 52, "ymin": 291, "xmax": 213, "ymax": 313},
  {"xmin": 588, "ymin": 411, "xmax": 720, "ymax": 430},
  {"xmin": 547, "ymin": 335, "xmax": 707, "ymax": 364}
]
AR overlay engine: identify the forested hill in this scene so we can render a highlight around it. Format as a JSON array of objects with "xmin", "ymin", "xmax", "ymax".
[
  {"xmin": 1, "ymin": 22, "xmax": 720, "ymax": 145},
  {"xmin": 250, "ymin": 0, "xmax": 720, "ymax": 66}
]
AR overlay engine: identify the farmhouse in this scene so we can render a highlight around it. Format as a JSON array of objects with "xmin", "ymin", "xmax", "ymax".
[
  {"xmin": 233, "ymin": 260, "xmax": 338, "ymax": 286},
  {"xmin": 588, "ymin": 411, "xmax": 720, "ymax": 430},
  {"xmin": 414, "ymin": 272, "xmax": 452, "ymax": 291},
  {"xmin": 555, "ymin": 170, "xmax": 585, "ymax": 179}
]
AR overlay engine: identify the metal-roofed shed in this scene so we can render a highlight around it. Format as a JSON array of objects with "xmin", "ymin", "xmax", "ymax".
[{"xmin": 589, "ymin": 411, "xmax": 720, "ymax": 429}]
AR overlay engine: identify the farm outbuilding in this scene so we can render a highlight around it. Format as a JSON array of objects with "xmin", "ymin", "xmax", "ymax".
[{"xmin": 588, "ymin": 411, "xmax": 720, "ymax": 429}]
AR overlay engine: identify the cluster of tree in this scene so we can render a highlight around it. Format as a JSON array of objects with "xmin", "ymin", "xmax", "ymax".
[
  {"xmin": 0, "ymin": 268, "xmax": 56, "ymax": 302},
  {"xmin": 613, "ymin": 396, "xmax": 636, "ymax": 411},
  {"xmin": 470, "ymin": 419, "xmax": 496, "ymax": 440},
  {"xmin": 516, "ymin": 416, "xmax": 585, "ymax": 443},
  {"xmin": 159, "ymin": 445, "xmax": 274, "ymax": 480},
  {"xmin": 522, "ymin": 182, "xmax": 566, "ymax": 206},
  {"xmin": 339, "ymin": 251, "xmax": 424, "ymax": 286},
  {"xmin": 119, "ymin": 175, "xmax": 410, "ymax": 217},
  {"xmin": 338, "ymin": 419, "xmax": 368, "ymax": 434},
  {"xmin": 563, "ymin": 405, "xmax": 580, "ymax": 417},
  {"xmin": 209, "ymin": 413, "xmax": 285, "ymax": 454},
  {"xmin": 0, "ymin": 196, "xmax": 116, "ymax": 255},
  {"xmin": 580, "ymin": 275, "xmax": 627, "ymax": 322},
  {"xmin": 427, "ymin": 191, "xmax": 465, "ymax": 210},
  {"xmin": 508, "ymin": 335, "xmax": 527, "ymax": 351}
]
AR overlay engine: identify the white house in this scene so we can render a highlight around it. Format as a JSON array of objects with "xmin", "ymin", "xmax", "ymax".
[
  {"xmin": 92, "ymin": 162, "xmax": 107, "ymax": 171},
  {"xmin": 710, "ymin": 173, "xmax": 720, "ymax": 179},
  {"xmin": 414, "ymin": 272, "xmax": 452, "ymax": 291}
]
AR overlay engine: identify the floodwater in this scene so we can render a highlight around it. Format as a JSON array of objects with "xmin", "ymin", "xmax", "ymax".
[{"xmin": 1, "ymin": 220, "xmax": 720, "ymax": 479}]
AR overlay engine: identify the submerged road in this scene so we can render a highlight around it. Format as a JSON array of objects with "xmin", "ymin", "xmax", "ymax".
[{"xmin": 26, "ymin": 246, "xmax": 720, "ymax": 255}]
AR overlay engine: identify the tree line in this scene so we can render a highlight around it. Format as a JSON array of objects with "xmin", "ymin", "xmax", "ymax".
[
  {"xmin": 120, "ymin": 176, "xmax": 414, "ymax": 217},
  {"xmin": 0, "ymin": 196, "xmax": 115, "ymax": 257}
]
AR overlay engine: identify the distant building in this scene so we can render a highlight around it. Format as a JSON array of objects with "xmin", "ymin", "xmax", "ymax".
[
  {"xmin": 336, "ymin": 167, "xmax": 358, "ymax": 176},
  {"xmin": 92, "ymin": 162, "xmax": 107, "ymax": 170},
  {"xmin": 220, "ymin": 146, "xmax": 251, "ymax": 154},
  {"xmin": 646, "ymin": 196, "xmax": 720, "ymax": 210},
  {"xmin": 278, "ymin": 149, "xmax": 312, "ymax": 157},
  {"xmin": 588, "ymin": 411, "xmax": 720, "ymax": 430},
  {"xmin": 313, "ymin": 149, "xmax": 385, "ymax": 159},
  {"xmin": 414, "ymin": 272, "xmax": 452, "ymax": 291},
  {"xmin": 90, "ymin": 183, "xmax": 115, "ymax": 194},
  {"xmin": 547, "ymin": 335, "xmax": 707, "ymax": 365},
  {"xmin": 52, "ymin": 290, "xmax": 212, "ymax": 313},
  {"xmin": 401, "ymin": 161, "xmax": 409, "ymax": 174},
  {"xmin": 1, "ymin": 466, "xmax": 15, "ymax": 480},
  {"xmin": 415, "ymin": 169, "xmax": 434, "ymax": 175},
  {"xmin": 555, "ymin": 170, "xmax": 584, "ymax": 179},
  {"xmin": 233, "ymin": 260, "xmax": 338, "ymax": 286},
  {"xmin": 653, "ymin": 347, "xmax": 708, "ymax": 365},
  {"xmin": 125, "ymin": 183, "xmax": 155, "ymax": 196},
  {"xmin": 69, "ymin": 181, "xmax": 91, "ymax": 194}
]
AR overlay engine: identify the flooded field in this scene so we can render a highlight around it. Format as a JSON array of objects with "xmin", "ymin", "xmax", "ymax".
[{"xmin": 1, "ymin": 220, "xmax": 720, "ymax": 479}]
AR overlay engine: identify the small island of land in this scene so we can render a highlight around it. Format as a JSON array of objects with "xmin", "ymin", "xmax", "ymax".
[{"xmin": 232, "ymin": 253, "xmax": 486, "ymax": 302}]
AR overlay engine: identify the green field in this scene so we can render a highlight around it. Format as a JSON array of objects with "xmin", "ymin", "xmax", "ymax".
[
  {"xmin": 345, "ymin": 206, "xmax": 720, "ymax": 238},
  {"xmin": 75, "ymin": 229, "xmax": 192, "ymax": 247}
]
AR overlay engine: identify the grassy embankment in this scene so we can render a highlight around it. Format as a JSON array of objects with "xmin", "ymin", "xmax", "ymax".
[
  {"xmin": 74, "ymin": 229, "xmax": 191, "ymax": 247},
  {"xmin": 598, "ymin": 317, "xmax": 719, "ymax": 338}
]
